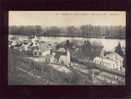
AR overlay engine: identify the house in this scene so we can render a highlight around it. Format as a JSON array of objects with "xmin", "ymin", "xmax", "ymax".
[
  {"xmin": 10, "ymin": 41, "xmax": 17, "ymax": 46},
  {"xmin": 31, "ymin": 35, "xmax": 39, "ymax": 43},
  {"xmin": 93, "ymin": 52, "xmax": 123, "ymax": 70},
  {"xmin": 58, "ymin": 49, "xmax": 71, "ymax": 67},
  {"xmin": 105, "ymin": 52, "xmax": 123, "ymax": 67},
  {"xmin": 9, "ymin": 40, "xmax": 22, "ymax": 49},
  {"xmin": 49, "ymin": 47, "xmax": 71, "ymax": 66},
  {"xmin": 32, "ymin": 48, "xmax": 41, "ymax": 56},
  {"xmin": 93, "ymin": 57, "xmax": 118, "ymax": 70},
  {"xmin": 41, "ymin": 50, "xmax": 51, "ymax": 56},
  {"xmin": 30, "ymin": 40, "xmax": 40, "ymax": 47}
]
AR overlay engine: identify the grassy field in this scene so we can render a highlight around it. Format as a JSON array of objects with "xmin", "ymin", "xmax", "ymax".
[{"xmin": 8, "ymin": 49, "xmax": 94, "ymax": 85}]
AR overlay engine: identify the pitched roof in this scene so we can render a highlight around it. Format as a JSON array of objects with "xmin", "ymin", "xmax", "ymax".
[{"xmin": 105, "ymin": 52, "xmax": 123, "ymax": 61}]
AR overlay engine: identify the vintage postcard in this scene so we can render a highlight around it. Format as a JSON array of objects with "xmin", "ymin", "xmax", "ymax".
[{"xmin": 8, "ymin": 11, "xmax": 126, "ymax": 85}]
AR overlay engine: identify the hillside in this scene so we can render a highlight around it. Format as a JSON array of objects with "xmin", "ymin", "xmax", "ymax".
[
  {"xmin": 8, "ymin": 49, "xmax": 93, "ymax": 85},
  {"xmin": 8, "ymin": 49, "xmax": 125, "ymax": 85}
]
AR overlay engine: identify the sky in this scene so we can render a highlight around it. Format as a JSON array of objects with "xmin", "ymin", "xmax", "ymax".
[{"xmin": 9, "ymin": 11, "xmax": 126, "ymax": 27}]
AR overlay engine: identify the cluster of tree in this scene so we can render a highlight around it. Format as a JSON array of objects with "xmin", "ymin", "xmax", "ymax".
[
  {"xmin": 115, "ymin": 43, "xmax": 126, "ymax": 67},
  {"xmin": 115, "ymin": 42, "xmax": 125, "ymax": 57},
  {"xmin": 9, "ymin": 25, "xmax": 125, "ymax": 39},
  {"xmin": 72, "ymin": 40, "xmax": 126, "ymax": 67},
  {"xmin": 59, "ymin": 40, "xmax": 104, "ymax": 60},
  {"xmin": 76, "ymin": 40, "xmax": 104, "ymax": 59},
  {"xmin": 9, "ymin": 25, "xmax": 42, "ymax": 36}
]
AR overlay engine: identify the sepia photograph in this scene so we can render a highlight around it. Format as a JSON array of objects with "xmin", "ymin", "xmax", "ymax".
[{"xmin": 8, "ymin": 11, "xmax": 126, "ymax": 85}]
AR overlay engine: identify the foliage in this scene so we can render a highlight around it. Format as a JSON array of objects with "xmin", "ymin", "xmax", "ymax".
[
  {"xmin": 9, "ymin": 25, "xmax": 125, "ymax": 39},
  {"xmin": 115, "ymin": 42, "xmax": 124, "ymax": 57}
]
